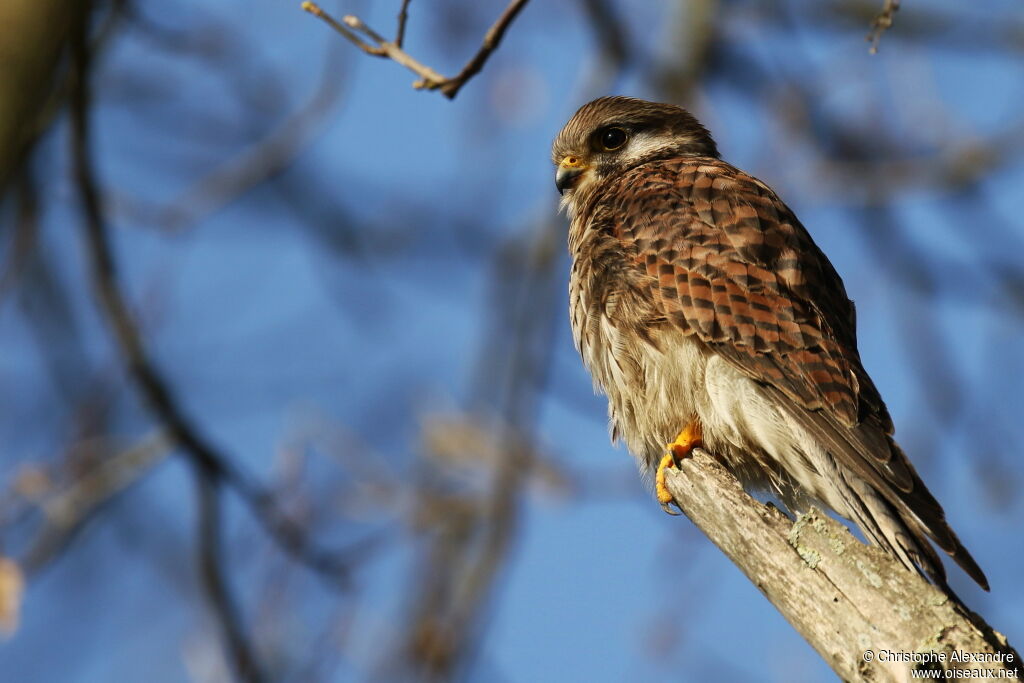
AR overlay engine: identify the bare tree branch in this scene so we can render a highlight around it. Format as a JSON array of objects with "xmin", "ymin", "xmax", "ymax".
[
  {"xmin": 23, "ymin": 431, "xmax": 172, "ymax": 574},
  {"xmin": 301, "ymin": 0, "xmax": 530, "ymax": 99},
  {"xmin": 664, "ymin": 450, "xmax": 1020, "ymax": 682},
  {"xmin": 0, "ymin": 556, "xmax": 24, "ymax": 637},
  {"xmin": 867, "ymin": 0, "xmax": 900, "ymax": 53},
  {"xmin": 395, "ymin": 0, "xmax": 412, "ymax": 48},
  {"xmin": 0, "ymin": 0, "xmax": 84, "ymax": 191},
  {"xmin": 195, "ymin": 469, "xmax": 265, "ymax": 683},
  {"xmin": 67, "ymin": 17, "xmax": 363, "ymax": 589},
  {"xmin": 0, "ymin": 171, "xmax": 39, "ymax": 303},
  {"xmin": 395, "ymin": 218, "xmax": 563, "ymax": 680},
  {"xmin": 438, "ymin": 0, "xmax": 530, "ymax": 98}
]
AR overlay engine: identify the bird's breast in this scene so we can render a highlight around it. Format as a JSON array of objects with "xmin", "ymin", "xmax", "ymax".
[{"xmin": 568, "ymin": 220, "xmax": 708, "ymax": 473}]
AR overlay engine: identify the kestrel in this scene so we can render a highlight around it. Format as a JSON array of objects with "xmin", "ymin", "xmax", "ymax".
[{"xmin": 552, "ymin": 96, "xmax": 987, "ymax": 590}]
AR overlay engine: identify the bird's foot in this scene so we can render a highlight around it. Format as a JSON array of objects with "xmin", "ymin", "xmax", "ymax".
[{"xmin": 656, "ymin": 421, "xmax": 703, "ymax": 515}]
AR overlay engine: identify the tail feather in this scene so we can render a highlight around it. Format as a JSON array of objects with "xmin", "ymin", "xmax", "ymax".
[
  {"xmin": 884, "ymin": 441, "xmax": 990, "ymax": 591},
  {"xmin": 832, "ymin": 458, "xmax": 945, "ymax": 585},
  {"xmin": 779, "ymin": 398, "xmax": 989, "ymax": 591},
  {"xmin": 845, "ymin": 444, "xmax": 990, "ymax": 591}
]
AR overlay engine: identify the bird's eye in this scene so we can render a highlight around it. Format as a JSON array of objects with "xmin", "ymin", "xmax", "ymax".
[{"xmin": 598, "ymin": 127, "xmax": 628, "ymax": 151}]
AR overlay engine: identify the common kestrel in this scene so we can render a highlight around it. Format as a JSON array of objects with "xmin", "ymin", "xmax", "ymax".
[{"xmin": 552, "ymin": 96, "xmax": 987, "ymax": 590}]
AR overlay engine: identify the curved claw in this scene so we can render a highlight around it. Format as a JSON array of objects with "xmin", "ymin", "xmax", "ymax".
[
  {"xmin": 660, "ymin": 499, "xmax": 682, "ymax": 516},
  {"xmin": 656, "ymin": 422, "xmax": 703, "ymax": 515}
]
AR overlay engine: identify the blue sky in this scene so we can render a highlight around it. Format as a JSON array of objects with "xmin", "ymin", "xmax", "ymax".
[{"xmin": 1, "ymin": 1, "xmax": 1022, "ymax": 681}]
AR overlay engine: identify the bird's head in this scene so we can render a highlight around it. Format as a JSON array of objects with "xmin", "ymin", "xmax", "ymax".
[{"xmin": 551, "ymin": 96, "xmax": 719, "ymax": 212}]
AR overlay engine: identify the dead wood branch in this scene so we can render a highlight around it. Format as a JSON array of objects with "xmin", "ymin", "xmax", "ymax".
[
  {"xmin": 301, "ymin": 0, "xmax": 529, "ymax": 99},
  {"xmin": 663, "ymin": 449, "xmax": 1019, "ymax": 682},
  {"xmin": 868, "ymin": 0, "xmax": 900, "ymax": 53}
]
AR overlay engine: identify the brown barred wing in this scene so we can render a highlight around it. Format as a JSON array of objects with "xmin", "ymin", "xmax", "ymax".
[{"xmin": 597, "ymin": 157, "xmax": 875, "ymax": 430}]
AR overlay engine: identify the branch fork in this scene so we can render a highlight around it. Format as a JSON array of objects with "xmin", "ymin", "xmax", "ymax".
[{"xmin": 301, "ymin": 0, "xmax": 529, "ymax": 99}]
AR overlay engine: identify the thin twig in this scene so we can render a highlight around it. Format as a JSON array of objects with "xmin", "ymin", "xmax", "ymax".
[
  {"xmin": 67, "ymin": 21, "xmax": 361, "ymax": 588},
  {"xmin": 24, "ymin": 431, "xmax": 172, "ymax": 574},
  {"xmin": 301, "ymin": 2, "xmax": 384, "ymax": 55},
  {"xmin": 339, "ymin": 13, "xmax": 446, "ymax": 85},
  {"xmin": 395, "ymin": 0, "xmax": 412, "ymax": 48},
  {"xmin": 439, "ymin": 0, "xmax": 529, "ymax": 98},
  {"xmin": 0, "ymin": 171, "xmax": 39, "ymax": 303},
  {"xmin": 867, "ymin": 0, "xmax": 900, "ymax": 54},
  {"xmin": 301, "ymin": 0, "xmax": 530, "ymax": 99},
  {"xmin": 195, "ymin": 469, "xmax": 266, "ymax": 683},
  {"xmin": 398, "ymin": 219, "xmax": 562, "ymax": 679}
]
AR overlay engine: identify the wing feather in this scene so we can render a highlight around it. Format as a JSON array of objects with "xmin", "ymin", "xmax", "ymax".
[{"xmin": 596, "ymin": 157, "xmax": 878, "ymax": 428}]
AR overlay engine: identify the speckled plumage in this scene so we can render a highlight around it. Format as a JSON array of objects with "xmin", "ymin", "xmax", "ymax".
[{"xmin": 553, "ymin": 96, "xmax": 987, "ymax": 590}]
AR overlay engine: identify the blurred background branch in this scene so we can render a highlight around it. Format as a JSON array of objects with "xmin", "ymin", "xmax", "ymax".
[
  {"xmin": 68, "ymin": 12, "xmax": 364, "ymax": 594},
  {"xmin": 868, "ymin": 0, "xmax": 900, "ymax": 53},
  {"xmin": 0, "ymin": 0, "xmax": 85, "ymax": 192}
]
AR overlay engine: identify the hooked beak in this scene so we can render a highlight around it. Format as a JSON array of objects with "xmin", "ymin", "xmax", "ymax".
[{"xmin": 555, "ymin": 155, "xmax": 587, "ymax": 195}]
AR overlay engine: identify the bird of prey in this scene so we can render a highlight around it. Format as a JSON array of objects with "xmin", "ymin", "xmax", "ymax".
[{"xmin": 551, "ymin": 95, "xmax": 987, "ymax": 591}]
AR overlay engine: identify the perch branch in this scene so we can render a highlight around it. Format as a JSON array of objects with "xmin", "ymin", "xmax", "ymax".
[
  {"xmin": 301, "ymin": 0, "xmax": 529, "ymax": 99},
  {"xmin": 664, "ymin": 449, "xmax": 1019, "ymax": 682}
]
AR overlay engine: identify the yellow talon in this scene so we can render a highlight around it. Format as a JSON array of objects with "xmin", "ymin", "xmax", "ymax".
[
  {"xmin": 656, "ymin": 453, "xmax": 679, "ymax": 514},
  {"xmin": 657, "ymin": 421, "xmax": 703, "ymax": 515}
]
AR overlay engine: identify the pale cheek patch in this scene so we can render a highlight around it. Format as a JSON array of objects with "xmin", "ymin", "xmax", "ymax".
[
  {"xmin": 559, "ymin": 193, "xmax": 575, "ymax": 216},
  {"xmin": 620, "ymin": 132, "xmax": 698, "ymax": 166},
  {"xmin": 560, "ymin": 170, "xmax": 598, "ymax": 217},
  {"xmin": 623, "ymin": 133, "xmax": 666, "ymax": 160}
]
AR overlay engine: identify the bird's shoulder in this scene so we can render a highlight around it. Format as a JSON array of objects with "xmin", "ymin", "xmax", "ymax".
[
  {"xmin": 595, "ymin": 158, "xmax": 804, "ymax": 261},
  {"xmin": 590, "ymin": 157, "xmax": 844, "ymax": 308}
]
